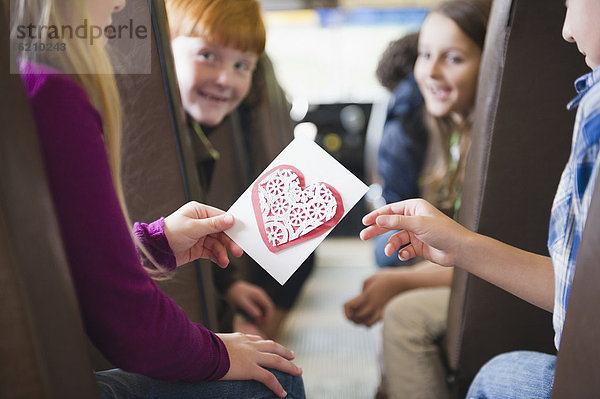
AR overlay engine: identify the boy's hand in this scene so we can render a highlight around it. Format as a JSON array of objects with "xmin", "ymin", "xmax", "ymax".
[{"xmin": 227, "ymin": 281, "xmax": 275, "ymax": 327}]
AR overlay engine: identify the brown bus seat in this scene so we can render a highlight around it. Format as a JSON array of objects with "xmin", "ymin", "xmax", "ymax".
[
  {"xmin": 444, "ymin": 0, "xmax": 588, "ymax": 397},
  {"xmin": 551, "ymin": 171, "xmax": 600, "ymax": 397},
  {"xmin": 88, "ymin": 0, "xmax": 221, "ymax": 370},
  {"xmin": 0, "ymin": 3, "xmax": 98, "ymax": 397}
]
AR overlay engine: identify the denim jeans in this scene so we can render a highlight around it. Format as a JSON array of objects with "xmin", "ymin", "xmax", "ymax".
[
  {"xmin": 466, "ymin": 351, "xmax": 557, "ymax": 399},
  {"xmin": 373, "ymin": 230, "xmax": 416, "ymax": 268},
  {"xmin": 96, "ymin": 368, "xmax": 305, "ymax": 399}
]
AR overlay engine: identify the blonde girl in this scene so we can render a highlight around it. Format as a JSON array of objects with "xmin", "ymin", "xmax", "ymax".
[{"xmin": 11, "ymin": 0, "xmax": 304, "ymax": 397}]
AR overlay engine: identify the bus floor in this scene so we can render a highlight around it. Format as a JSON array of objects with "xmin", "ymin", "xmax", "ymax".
[{"xmin": 278, "ymin": 237, "xmax": 381, "ymax": 399}]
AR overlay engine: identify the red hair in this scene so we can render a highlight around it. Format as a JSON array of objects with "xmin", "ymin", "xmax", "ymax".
[{"xmin": 165, "ymin": 0, "xmax": 266, "ymax": 55}]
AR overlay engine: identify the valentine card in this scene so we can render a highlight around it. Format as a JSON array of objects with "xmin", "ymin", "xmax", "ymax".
[{"xmin": 225, "ymin": 137, "xmax": 368, "ymax": 285}]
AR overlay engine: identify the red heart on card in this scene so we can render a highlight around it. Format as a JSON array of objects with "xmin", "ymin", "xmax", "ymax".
[{"xmin": 252, "ymin": 165, "xmax": 344, "ymax": 253}]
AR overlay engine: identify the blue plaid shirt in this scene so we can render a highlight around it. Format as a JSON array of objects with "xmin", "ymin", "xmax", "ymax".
[{"xmin": 549, "ymin": 66, "xmax": 600, "ymax": 349}]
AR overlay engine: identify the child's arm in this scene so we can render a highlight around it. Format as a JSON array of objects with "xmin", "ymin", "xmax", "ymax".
[{"xmin": 362, "ymin": 199, "xmax": 555, "ymax": 312}]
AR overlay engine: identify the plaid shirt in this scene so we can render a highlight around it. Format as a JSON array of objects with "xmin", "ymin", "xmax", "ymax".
[{"xmin": 549, "ymin": 66, "xmax": 600, "ymax": 349}]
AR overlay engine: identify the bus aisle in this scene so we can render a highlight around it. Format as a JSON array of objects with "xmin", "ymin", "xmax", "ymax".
[{"xmin": 278, "ymin": 237, "xmax": 380, "ymax": 398}]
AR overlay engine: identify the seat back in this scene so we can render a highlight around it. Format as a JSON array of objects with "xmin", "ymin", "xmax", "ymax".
[
  {"xmin": 0, "ymin": 3, "xmax": 98, "ymax": 397},
  {"xmin": 551, "ymin": 173, "xmax": 600, "ymax": 397},
  {"xmin": 444, "ymin": 0, "xmax": 588, "ymax": 396},
  {"xmin": 89, "ymin": 0, "xmax": 220, "ymax": 370},
  {"xmin": 118, "ymin": 0, "xmax": 218, "ymax": 327}
]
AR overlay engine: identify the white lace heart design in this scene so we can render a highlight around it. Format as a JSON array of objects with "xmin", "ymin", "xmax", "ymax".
[{"xmin": 252, "ymin": 165, "xmax": 344, "ymax": 252}]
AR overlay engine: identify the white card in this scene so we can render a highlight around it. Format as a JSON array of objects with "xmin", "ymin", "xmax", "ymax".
[{"xmin": 225, "ymin": 137, "xmax": 368, "ymax": 285}]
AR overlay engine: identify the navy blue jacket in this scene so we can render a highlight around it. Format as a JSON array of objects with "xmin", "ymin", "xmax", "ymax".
[{"xmin": 378, "ymin": 73, "xmax": 429, "ymax": 204}]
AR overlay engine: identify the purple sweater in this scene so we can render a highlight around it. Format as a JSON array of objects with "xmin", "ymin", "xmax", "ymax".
[{"xmin": 20, "ymin": 62, "xmax": 229, "ymax": 382}]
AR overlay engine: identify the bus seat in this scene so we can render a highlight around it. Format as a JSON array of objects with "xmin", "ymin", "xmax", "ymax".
[
  {"xmin": 89, "ymin": 0, "xmax": 220, "ymax": 370},
  {"xmin": 444, "ymin": 0, "xmax": 588, "ymax": 397},
  {"xmin": 119, "ymin": 0, "xmax": 219, "ymax": 325},
  {"xmin": 0, "ymin": 3, "xmax": 98, "ymax": 397},
  {"xmin": 551, "ymin": 172, "xmax": 600, "ymax": 397},
  {"xmin": 362, "ymin": 98, "xmax": 388, "ymax": 205}
]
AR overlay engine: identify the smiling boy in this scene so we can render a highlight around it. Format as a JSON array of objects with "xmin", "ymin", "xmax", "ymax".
[{"xmin": 165, "ymin": 0, "xmax": 277, "ymax": 337}]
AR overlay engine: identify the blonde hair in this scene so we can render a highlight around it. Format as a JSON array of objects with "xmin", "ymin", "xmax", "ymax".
[
  {"xmin": 165, "ymin": 0, "xmax": 266, "ymax": 55},
  {"xmin": 11, "ymin": 0, "xmax": 168, "ymax": 275},
  {"xmin": 11, "ymin": 0, "xmax": 125, "ymax": 210}
]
